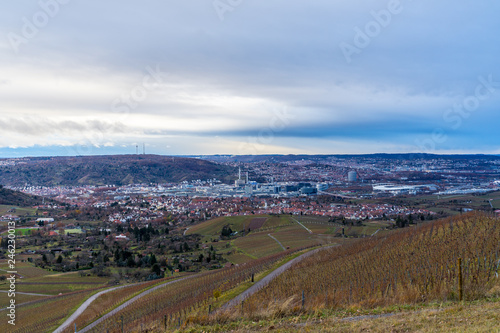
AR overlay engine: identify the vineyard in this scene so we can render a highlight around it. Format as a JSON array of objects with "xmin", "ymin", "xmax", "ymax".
[
  {"xmin": 83, "ymin": 247, "xmax": 312, "ymax": 332},
  {"xmin": 235, "ymin": 213, "xmax": 500, "ymax": 318},
  {"xmin": 0, "ymin": 289, "xmax": 97, "ymax": 333},
  {"xmin": 60, "ymin": 278, "xmax": 177, "ymax": 333}
]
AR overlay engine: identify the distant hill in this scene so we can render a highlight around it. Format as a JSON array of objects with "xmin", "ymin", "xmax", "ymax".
[
  {"xmin": 0, "ymin": 155, "xmax": 236, "ymax": 187},
  {"xmin": 0, "ymin": 185, "xmax": 47, "ymax": 207},
  {"xmin": 199, "ymin": 153, "xmax": 500, "ymax": 163}
]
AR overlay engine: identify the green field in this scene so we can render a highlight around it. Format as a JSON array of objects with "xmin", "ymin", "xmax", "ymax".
[
  {"xmin": 1, "ymin": 228, "xmax": 38, "ymax": 236},
  {"xmin": 64, "ymin": 228, "xmax": 84, "ymax": 234}
]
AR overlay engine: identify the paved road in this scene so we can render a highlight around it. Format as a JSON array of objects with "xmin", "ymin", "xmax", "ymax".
[
  {"xmin": 220, "ymin": 245, "xmax": 337, "ymax": 311},
  {"xmin": 268, "ymin": 234, "xmax": 286, "ymax": 251},
  {"xmin": 183, "ymin": 227, "xmax": 190, "ymax": 236},
  {"xmin": 77, "ymin": 275, "xmax": 196, "ymax": 333}
]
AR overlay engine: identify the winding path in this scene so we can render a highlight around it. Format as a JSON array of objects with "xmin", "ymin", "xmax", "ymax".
[{"xmin": 220, "ymin": 245, "xmax": 337, "ymax": 311}]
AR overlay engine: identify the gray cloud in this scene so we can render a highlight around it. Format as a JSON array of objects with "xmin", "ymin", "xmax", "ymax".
[{"xmin": 1, "ymin": 1, "xmax": 500, "ymax": 155}]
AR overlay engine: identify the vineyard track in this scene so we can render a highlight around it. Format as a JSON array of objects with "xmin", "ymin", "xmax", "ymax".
[
  {"xmin": 0, "ymin": 268, "xmax": 25, "ymax": 278},
  {"xmin": 267, "ymin": 234, "xmax": 286, "ymax": 251},
  {"xmin": 0, "ymin": 286, "xmax": 108, "ymax": 312},
  {"xmin": 55, "ymin": 246, "xmax": 335, "ymax": 332},
  {"xmin": 291, "ymin": 217, "xmax": 313, "ymax": 234},
  {"xmin": 76, "ymin": 275, "xmax": 197, "ymax": 333},
  {"xmin": 220, "ymin": 245, "xmax": 338, "ymax": 311},
  {"xmin": 0, "ymin": 290, "xmax": 50, "ymax": 297},
  {"xmin": 53, "ymin": 283, "xmax": 142, "ymax": 333},
  {"xmin": 18, "ymin": 282, "xmax": 103, "ymax": 285}
]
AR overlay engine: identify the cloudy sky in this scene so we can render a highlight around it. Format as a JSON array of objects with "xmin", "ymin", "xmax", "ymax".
[{"xmin": 1, "ymin": 0, "xmax": 500, "ymax": 157}]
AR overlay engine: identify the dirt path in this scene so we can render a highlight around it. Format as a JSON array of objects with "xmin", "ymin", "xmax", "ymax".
[
  {"xmin": 0, "ymin": 290, "xmax": 50, "ymax": 297},
  {"xmin": 220, "ymin": 245, "xmax": 337, "ymax": 311},
  {"xmin": 268, "ymin": 234, "xmax": 286, "ymax": 251},
  {"xmin": 0, "ymin": 268, "xmax": 25, "ymax": 278},
  {"xmin": 291, "ymin": 217, "xmax": 313, "ymax": 234}
]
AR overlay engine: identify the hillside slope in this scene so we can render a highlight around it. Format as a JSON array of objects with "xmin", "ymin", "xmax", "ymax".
[
  {"xmin": 241, "ymin": 213, "xmax": 500, "ymax": 313},
  {"xmin": 0, "ymin": 185, "xmax": 47, "ymax": 207},
  {"xmin": 0, "ymin": 155, "xmax": 236, "ymax": 186}
]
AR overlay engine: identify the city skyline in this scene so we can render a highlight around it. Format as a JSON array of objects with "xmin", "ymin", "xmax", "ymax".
[{"xmin": 1, "ymin": 1, "xmax": 500, "ymax": 157}]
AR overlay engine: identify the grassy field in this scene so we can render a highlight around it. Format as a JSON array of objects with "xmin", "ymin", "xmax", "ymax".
[
  {"xmin": 0, "ymin": 227, "xmax": 37, "ymax": 236},
  {"xmin": 64, "ymin": 228, "xmax": 84, "ymax": 234},
  {"xmin": 0, "ymin": 204, "xmax": 37, "ymax": 217}
]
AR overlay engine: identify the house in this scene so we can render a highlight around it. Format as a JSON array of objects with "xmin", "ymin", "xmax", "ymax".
[
  {"xmin": 115, "ymin": 234, "xmax": 129, "ymax": 241},
  {"xmin": 37, "ymin": 218, "xmax": 55, "ymax": 223}
]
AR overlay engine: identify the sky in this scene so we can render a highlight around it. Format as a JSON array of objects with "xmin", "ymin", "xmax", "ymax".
[{"xmin": 1, "ymin": 0, "xmax": 500, "ymax": 157}]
